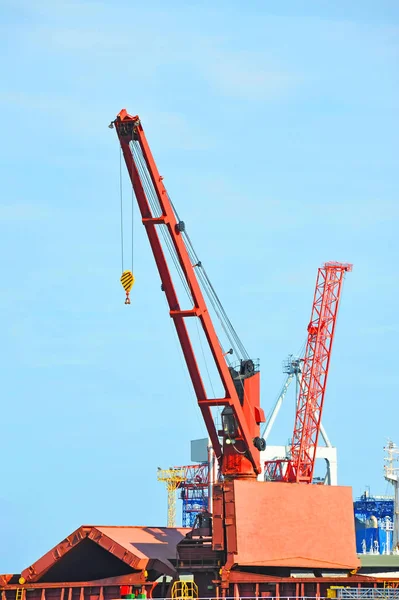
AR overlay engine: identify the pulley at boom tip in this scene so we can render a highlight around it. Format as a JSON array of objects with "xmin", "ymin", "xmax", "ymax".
[{"xmin": 109, "ymin": 110, "xmax": 140, "ymax": 134}]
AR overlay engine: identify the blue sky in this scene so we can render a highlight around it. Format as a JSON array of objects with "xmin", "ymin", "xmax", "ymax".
[{"xmin": 0, "ymin": 0, "xmax": 398, "ymax": 572}]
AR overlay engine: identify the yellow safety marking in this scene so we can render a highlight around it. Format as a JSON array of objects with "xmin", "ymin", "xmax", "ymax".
[
  {"xmin": 171, "ymin": 580, "xmax": 198, "ymax": 600},
  {"xmin": 16, "ymin": 589, "xmax": 24, "ymax": 600},
  {"xmin": 120, "ymin": 270, "xmax": 135, "ymax": 292}
]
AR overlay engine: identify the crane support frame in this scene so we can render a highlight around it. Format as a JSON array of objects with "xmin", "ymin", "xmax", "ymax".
[{"xmin": 111, "ymin": 109, "xmax": 265, "ymax": 478}]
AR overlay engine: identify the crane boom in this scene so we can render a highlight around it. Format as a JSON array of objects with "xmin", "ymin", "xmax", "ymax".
[
  {"xmin": 265, "ymin": 261, "xmax": 352, "ymax": 483},
  {"xmin": 110, "ymin": 109, "xmax": 265, "ymax": 479},
  {"xmin": 262, "ymin": 372, "xmax": 295, "ymax": 442}
]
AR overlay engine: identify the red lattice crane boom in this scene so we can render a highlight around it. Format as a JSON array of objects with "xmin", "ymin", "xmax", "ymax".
[
  {"xmin": 265, "ymin": 262, "xmax": 352, "ymax": 483},
  {"xmin": 110, "ymin": 109, "xmax": 265, "ymax": 480}
]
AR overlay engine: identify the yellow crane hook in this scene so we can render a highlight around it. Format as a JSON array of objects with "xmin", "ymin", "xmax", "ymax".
[{"xmin": 120, "ymin": 270, "xmax": 135, "ymax": 304}]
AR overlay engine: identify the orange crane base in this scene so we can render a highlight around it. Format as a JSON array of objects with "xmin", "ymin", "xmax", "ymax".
[
  {"xmin": 213, "ymin": 480, "xmax": 360, "ymax": 571},
  {"xmin": 177, "ymin": 480, "xmax": 360, "ymax": 594}
]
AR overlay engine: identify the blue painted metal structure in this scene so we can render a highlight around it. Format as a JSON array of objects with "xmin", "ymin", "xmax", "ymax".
[
  {"xmin": 354, "ymin": 492, "xmax": 394, "ymax": 554},
  {"xmin": 178, "ymin": 463, "xmax": 209, "ymax": 527},
  {"xmin": 180, "ymin": 488, "xmax": 209, "ymax": 527}
]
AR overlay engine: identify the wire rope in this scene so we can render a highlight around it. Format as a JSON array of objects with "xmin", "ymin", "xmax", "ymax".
[
  {"xmin": 126, "ymin": 138, "xmax": 258, "ymax": 457},
  {"xmin": 119, "ymin": 148, "xmax": 124, "ymax": 273},
  {"xmin": 132, "ymin": 188, "xmax": 134, "ymax": 273},
  {"xmin": 132, "ymin": 138, "xmax": 248, "ymax": 362},
  {"xmin": 131, "ymin": 141, "xmax": 193, "ymax": 302}
]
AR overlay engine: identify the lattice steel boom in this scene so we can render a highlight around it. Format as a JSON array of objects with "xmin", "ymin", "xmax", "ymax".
[
  {"xmin": 265, "ymin": 262, "xmax": 352, "ymax": 483},
  {"xmin": 157, "ymin": 464, "xmax": 209, "ymax": 527},
  {"xmin": 157, "ymin": 468, "xmax": 186, "ymax": 527},
  {"xmin": 179, "ymin": 463, "xmax": 209, "ymax": 527}
]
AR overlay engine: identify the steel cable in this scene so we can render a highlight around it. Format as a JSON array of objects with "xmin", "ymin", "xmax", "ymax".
[
  {"xmin": 131, "ymin": 141, "xmax": 193, "ymax": 301},
  {"xmin": 129, "ymin": 140, "xmax": 250, "ymax": 365}
]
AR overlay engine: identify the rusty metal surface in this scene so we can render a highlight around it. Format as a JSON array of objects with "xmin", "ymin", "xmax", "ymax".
[
  {"xmin": 18, "ymin": 525, "xmax": 188, "ymax": 584},
  {"xmin": 231, "ymin": 480, "xmax": 360, "ymax": 570},
  {"xmin": 227, "ymin": 570, "xmax": 379, "ymax": 583},
  {"xmin": 211, "ymin": 484, "xmax": 224, "ymax": 552}
]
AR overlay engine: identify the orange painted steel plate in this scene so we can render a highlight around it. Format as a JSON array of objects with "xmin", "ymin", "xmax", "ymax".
[
  {"xmin": 19, "ymin": 525, "xmax": 188, "ymax": 583},
  {"xmin": 232, "ymin": 480, "xmax": 360, "ymax": 570}
]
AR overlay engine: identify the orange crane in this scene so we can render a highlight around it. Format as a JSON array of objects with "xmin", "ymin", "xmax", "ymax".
[
  {"xmin": 109, "ymin": 110, "xmax": 359, "ymax": 596},
  {"xmin": 110, "ymin": 109, "xmax": 265, "ymax": 481}
]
